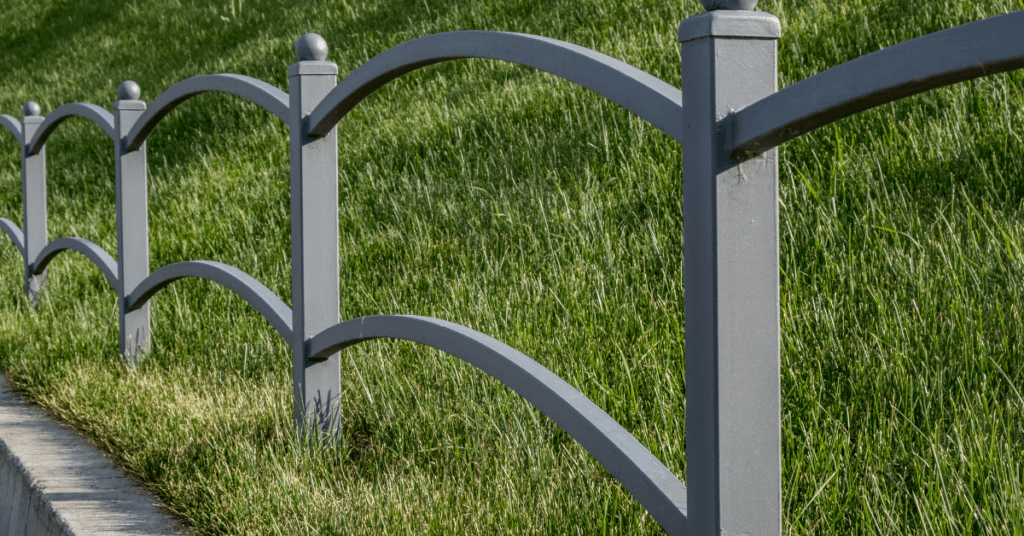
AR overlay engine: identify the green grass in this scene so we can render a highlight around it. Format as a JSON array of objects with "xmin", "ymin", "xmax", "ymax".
[{"xmin": 0, "ymin": 0, "xmax": 1022, "ymax": 533}]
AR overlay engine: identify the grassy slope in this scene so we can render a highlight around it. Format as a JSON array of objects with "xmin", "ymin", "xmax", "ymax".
[{"xmin": 0, "ymin": 0, "xmax": 1021, "ymax": 533}]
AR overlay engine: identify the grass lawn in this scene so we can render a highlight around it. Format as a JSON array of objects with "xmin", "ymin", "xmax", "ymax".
[{"xmin": 0, "ymin": 0, "xmax": 1023, "ymax": 533}]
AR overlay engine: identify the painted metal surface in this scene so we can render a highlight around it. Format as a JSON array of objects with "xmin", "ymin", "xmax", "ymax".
[
  {"xmin": 679, "ymin": 9, "xmax": 781, "ymax": 536},
  {"xmin": 677, "ymin": 8, "xmax": 780, "ymax": 42},
  {"xmin": 730, "ymin": 11, "xmax": 1024, "ymax": 159},
  {"xmin": 31, "ymin": 237, "xmax": 118, "ymax": 289},
  {"xmin": 0, "ymin": 115, "xmax": 23, "ymax": 145},
  {"xmin": 307, "ymin": 31, "xmax": 684, "ymax": 144},
  {"xmin": 118, "ymin": 80, "xmax": 142, "ymax": 101},
  {"xmin": 295, "ymin": 33, "xmax": 329, "ymax": 61},
  {"xmin": 288, "ymin": 41, "xmax": 342, "ymax": 432},
  {"xmin": 124, "ymin": 74, "xmax": 289, "ymax": 152},
  {"xmin": 26, "ymin": 103, "xmax": 116, "ymax": 156},
  {"xmin": 20, "ymin": 112, "xmax": 46, "ymax": 303},
  {"xmin": 701, "ymin": 0, "xmax": 758, "ymax": 10},
  {"xmin": 115, "ymin": 96, "xmax": 151, "ymax": 359},
  {"xmin": 307, "ymin": 314, "xmax": 688, "ymax": 535},
  {"xmin": 0, "ymin": 219, "xmax": 25, "ymax": 260},
  {"xmin": 0, "ymin": 11, "xmax": 1020, "ymax": 535},
  {"xmin": 127, "ymin": 260, "xmax": 293, "ymax": 342}
]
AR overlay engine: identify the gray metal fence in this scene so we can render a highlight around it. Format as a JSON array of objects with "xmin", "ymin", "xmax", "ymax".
[{"xmin": 1, "ymin": 2, "xmax": 1021, "ymax": 534}]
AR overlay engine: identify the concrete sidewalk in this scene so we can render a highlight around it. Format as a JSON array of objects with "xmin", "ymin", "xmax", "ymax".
[{"xmin": 0, "ymin": 373, "xmax": 188, "ymax": 535}]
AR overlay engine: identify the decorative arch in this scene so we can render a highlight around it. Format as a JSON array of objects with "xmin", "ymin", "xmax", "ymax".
[{"xmin": 308, "ymin": 31, "xmax": 684, "ymax": 144}]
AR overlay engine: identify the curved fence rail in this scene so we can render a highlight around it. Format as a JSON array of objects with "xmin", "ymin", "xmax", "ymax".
[
  {"xmin": 308, "ymin": 315, "xmax": 689, "ymax": 530},
  {"xmin": 306, "ymin": 31, "xmax": 685, "ymax": 144},
  {"xmin": 127, "ymin": 260, "xmax": 293, "ymax": 342},
  {"xmin": 0, "ymin": 218, "xmax": 25, "ymax": 260},
  {"xmin": 125, "ymin": 74, "xmax": 290, "ymax": 152},
  {"xmin": 0, "ymin": 6, "xmax": 1020, "ymax": 535},
  {"xmin": 27, "ymin": 103, "xmax": 116, "ymax": 155},
  {"xmin": 32, "ymin": 237, "xmax": 118, "ymax": 289},
  {"xmin": 729, "ymin": 10, "xmax": 1024, "ymax": 159},
  {"xmin": 0, "ymin": 115, "xmax": 23, "ymax": 145}
]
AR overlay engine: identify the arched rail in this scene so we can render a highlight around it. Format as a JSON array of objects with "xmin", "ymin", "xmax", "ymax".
[
  {"xmin": 0, "ymin": 115, "xmax": 23, "ymax": 145},
  {"xmin": 26, "ymin": 103, "xmax": 116, "ymax": 155},
  {"xmin": 308, "ymin": 31, "xmax": 684, "ymax": 145},
  {"xmin": 730, "ymin": 11, "xmax": 1024, "ymax": 159},
  {"xmin": 31, "ymin": 237, "xmax": 118, "ymax": 289},
  {"xmin": 307, "ymin": 315, "xmax": 688, "ymax": 535},
  {"xmin": 0, "ymin": 218, "xmax": 25, "ymax": 260},
  {"xmin": 124, "ymin": 74, "xmax": 290, "ymax": 152},
  {"xmin": 127, "ymin": 260, "xmax": 293, "ymax": 342}
]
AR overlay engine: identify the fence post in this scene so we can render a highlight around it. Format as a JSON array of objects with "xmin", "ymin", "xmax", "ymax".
[
  {"xmin": 20, "ymin": 102, "xmax": 46, "ymax": 304},
  {"xmin": 678, "ymin": 3, "xmax": 781, "ymax": 535},
  {"xmin": 288, "ymin": 34, "xmax": 341, "ymax": 432},
  {"xmin": 114, "ymin": 81, "xmax": 151, "ymax": 361}
]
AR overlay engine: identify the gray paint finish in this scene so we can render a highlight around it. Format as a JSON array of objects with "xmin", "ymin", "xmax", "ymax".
[
  {"xmin": 0, "ymin": 12, "xmax": 1020, "ymax": 534},
  {"xmin": 31, "ymin": 237, "xmax": 118, "ymax": 289},
  {"xmin": 26, "ymin": 103, "xmax": 116, "ymax": 156},
  {"xmin": 0, "ymin": 219, "xmax": 25, "ymax": 260},
  {"xmin": 679, "ymin": 10, "xmax": 781, "ymax": 536},
  {"xmin": 295, "ymin": 33, "xmax": 329, "ymax": 62},
  {"xmin": 20, "ymin": 112, "xmax": 46, "ymax": 303},
  {"xmin": 308, "ymin": 315, "xmax": 688, "ymax": 535},
  {"xmin": 701, "ymin": 0, "xmax": 759, "ymax": 11},
  {"xmin": 124, "ymin": 74, "xmax": 289, "ymax": 152},
  {"xmin": 289, "ymin": 51, "xmax": 342, "ymax": 432},
  {"xmin": 115, "ymin": 98, "xmax": 151, "ymax": 360},
  {"xmin": 730, "ymin": 11, "xmax": 1024, "ymax": 159},
  {"xmin": 307, "ymin": 31, "xmax": 684, "ymax": 144},
  {"xmin": 677, "ymin": 9, "xmax": 779, "ymax": 42},
  {"xmin": 0, "ymin": 115, "xmax": 23, "ymax": 145},
  {"xmin": 128, "ymin": 260, "xmax": 293, "ymax": 342}
]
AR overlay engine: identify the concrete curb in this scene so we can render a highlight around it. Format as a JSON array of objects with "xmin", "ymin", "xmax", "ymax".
[{"xmin": 0, "ymin": 373, "xmax": 189, "ymax": 535}]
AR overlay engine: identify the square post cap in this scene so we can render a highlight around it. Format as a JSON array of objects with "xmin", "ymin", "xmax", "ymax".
[{"xmin": 679, "ymin": 10, "xmax": 781, "ymax": 43}]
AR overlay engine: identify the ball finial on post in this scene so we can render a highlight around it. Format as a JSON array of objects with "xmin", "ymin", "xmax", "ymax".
[
  {"xmin": 295, "ymin": 33, "xmax": 329, "ymax": 61},
  {"xmin": 23, "ymin": 101, "xmax": 40, "ymax": 117},
  {"xmin": 118, "ymin": 80, "xmax": 141, "ymax": 101},
  {"xmin": 701, "ymin": 0, "xmax": 759, "ymax": 10}
]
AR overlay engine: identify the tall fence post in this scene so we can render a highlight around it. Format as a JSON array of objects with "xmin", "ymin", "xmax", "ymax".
[
  {"xmin": 20, "ymin": 102, "xmax": 46, "ymax": 304},
  {"xmin": 114, "ymin": 81, "xmax": 151, "ymax": 361},
  {"xmin": 679, "ymin": 3, "xmax": 781, "ymax": 535},
  {"xmin": 288, "ymin": 34, "xmax": 341, "ymax": 432}
]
